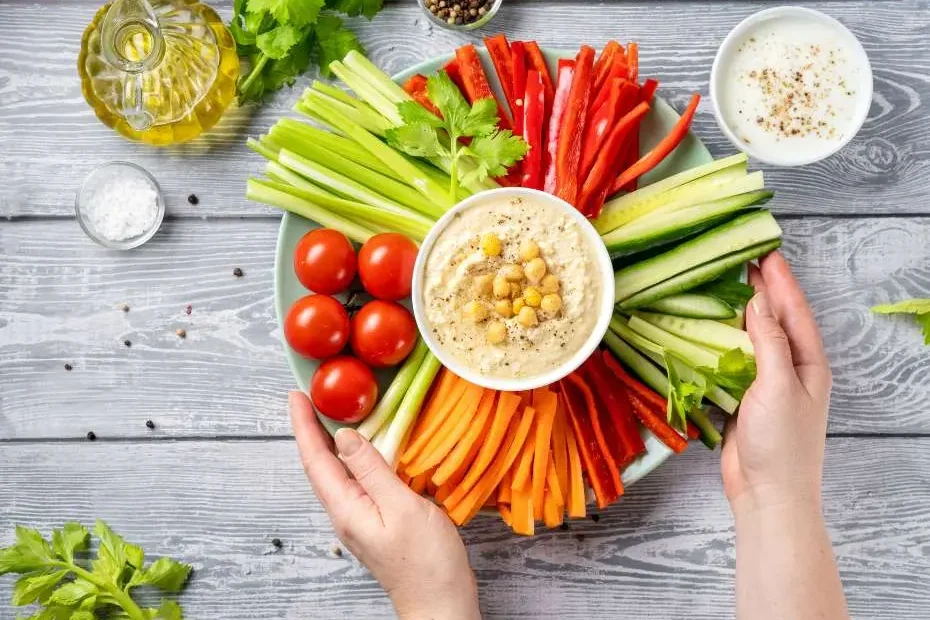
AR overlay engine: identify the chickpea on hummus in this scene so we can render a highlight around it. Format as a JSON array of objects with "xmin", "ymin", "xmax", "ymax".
[{"xmin": 422, "ymin": 195, "xmax": 602, "ymax": 380}]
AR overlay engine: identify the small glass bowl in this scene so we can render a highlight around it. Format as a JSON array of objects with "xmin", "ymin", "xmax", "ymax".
[
  {"xmin": 417, "ymin": 0, "xmax": 503, "ymax": 31},
  {"xmin": 76, "ymin": 162, "xmax": 165, "ymax": 250}
]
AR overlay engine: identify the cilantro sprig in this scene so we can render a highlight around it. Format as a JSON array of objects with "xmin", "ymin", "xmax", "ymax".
[
  {"xmin": 0, "ymin": 521, "xmax": 192, "ymax": 620},
  {"xmin": 230, "ymin": 0, "xmax": 383, "ymax": 104},
  {"xmin": 871, "ymin": 298, "xmax": 930, "ymax": 345},
  {"xmin": 386, "ymin": 71, "xmax": 528, "ymax": 201}
]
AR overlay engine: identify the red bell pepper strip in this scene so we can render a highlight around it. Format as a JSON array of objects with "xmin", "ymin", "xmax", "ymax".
[
  {"xmin": 602, "ymin": 350, "xmax": 667, "ymax": 411},
  {"xmin": 578, "ymin": 101, "xmax": 650, "ymax": 216},
  {"xmin": 628, "ymin": 392, "xmax": 688, "ymax": 454},
  {"xmin": 524, "ymin": 41, "xmax": 554, "ymax": 103},
  {"xmin": 402, "ymin": 74, "xmax": 441, "ymax": 117},
  {"xmin": 484, "ymin": 34, "xmax": 517, "ymax": 117},
  {"xmin": 510, "ymin": 42, "xmax": 528, "ymax": 138},
  {"xmin": 582, "ymin": 356, "xmax": 647, "ymax": 469},
  {"xmin": 443, "ymin": 59, "xmax": 466, "ymax": 94},
  {"xmin": 590, "ymin": 76, "xmax": 632, "ymax": 121},
  {"xmin": 627, "ymin": 42, "xmax": 639, "ymax": 83},
  {"xmin": 543, "ymin": 61, "xmax": 574, "ymax": 194},
  {"xmin": 592, "ymin": 40, "xmax": 622, "ymax": 94},
  {"xmin": 610, "ymin": 92, "xmax": 700, "ymax": 194},
  {"xmin": 639, "ymin": 78, "xmax": 659, "ymax": 103},
  {"xmin": 566, "ymin": 372, "xmax": 623, "ymax": 498},
  {"xmin": 686, "ymin": 421, "xmax": 701, "ymax": 440},
  {"xmin": 521, "ymin": 70, "xmax": 546, "ymax": 190},
  {"xmin": 560, "ymin": 376, "xmax": 621, "ymax": 508},
  {"xmin": 580, "ymin": 79, "xmax": 624, "ymax": 179},
  {"xmin": 455, "ymin": 44, "xmax": 512, "ymax": 130},
  {"xmin": 554, "ymin": 45, "xmax": 595, "ymax": 207}
]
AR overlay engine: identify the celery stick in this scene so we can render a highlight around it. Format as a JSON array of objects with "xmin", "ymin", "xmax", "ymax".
[
  {"xmin": 342, "ymin": 50, "xmax": 411, "ymax": 104},
  {"xmin": 261, "ymin": 173, "xmax": 430, "ymax": 240},
  {"xmin": 246, "ymin": 178, "xmax": 377, "ymax": 243},
  {"xmin": 277, "ymin": 140, "xmax": 442, "ymax": 219},
  {"xmin": 304, "ymin": 92, "xmax": 454, "ymax": 210},
  {"xmin": 303, "ymin": 90, "xmax": 392, "ymax": 136},
  {"xmin": 247, "ymin": 136, "xmax": 280, "ymax": 162},
  {"xmin": 357, "ymin": 339, "xmax": 429, "ymax": 440},
  {"xmin": 308, "ymin": 81, "xmax": 371, "ymax": 110},
  {"xmin": 273, "ymin": 119, "xmax": 402, "ymax": 181},
  {"xmin": 379, "ymin": 352, "xmax": 442, "ymax": 468},
  {"xmin": 685, "ymin": 407, "xmax": 722, "ymax": 449},
  {"xmin": 329, "ymin": 60, "xmax": 404, "ymax": 126}
]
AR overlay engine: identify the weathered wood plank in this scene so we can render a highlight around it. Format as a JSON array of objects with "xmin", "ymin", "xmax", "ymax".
[
  {"xmin": 0, "ymin": 437, "xmax": 927, "ymax": 620},
  {"xmin": 1, "ymin": 1, "xmax": 928, "ymax": 217},
  {"xmin": 1, "ymin": 217, "xmax": 928, "ymax": 439}
]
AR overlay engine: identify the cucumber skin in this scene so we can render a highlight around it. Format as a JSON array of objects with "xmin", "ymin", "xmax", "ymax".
[
  {"xmin": 619, "ymin": 239, "xmax": 782, "ymax": 310},
  {"xmin": 643, "ymin": 294, "xmax": 736, "ymax": 320}
]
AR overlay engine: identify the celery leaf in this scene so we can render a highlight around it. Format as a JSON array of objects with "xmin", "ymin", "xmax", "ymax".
[{"xmin": 872, "ymin": 298, "xmax": 930, "ymax": 345}]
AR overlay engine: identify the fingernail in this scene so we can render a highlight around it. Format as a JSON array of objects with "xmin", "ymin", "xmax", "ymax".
[
  {"xmin": 335, "ymin": 428, "xmax": 362, "ymax": 457},
  {"xmin": 751, "ymin": 292, "xmax": 770, "ymax": 317}
]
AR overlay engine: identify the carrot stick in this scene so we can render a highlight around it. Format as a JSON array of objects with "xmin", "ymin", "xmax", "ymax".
[
  {"xmin": 401, "ymin": 381, "xmax": 481, "ymax": 466},
  {"xmin": 511, "ymin": 420, "xmax": 536, "ymax": 491},
  {"xmin": 545, "ymin": 456, "xmax": 564, "ymax": 508},
  {"xmin": 406, "ymin": 389, "xmax": 493, "ymax": 477},
  {"xmin": 601, "ymin": 350, "xmax": 668, "ymax": 411},
  {"xmin": 551, "ymin": 404, "xmax": 571, "ymax": 506},
  {"xmin": 435, "ymin": 480, "xmax": 454, "ymax": 503},
  {"xmin": 498, "ymin": 467, "xmax": 513, "ymax": 504},
  {"xmin": 449, "ymin": 405, "xmax": 537, "ymax": 526},
  {"xmin": 564, "ymin": 415, "xmax": 586, "ymax": 518},
  {"xmin": 442, "ymin": 391, "xmax": 522, "ymax": 510},
  {"xmin": 398, "ymin": 471, "xmax": 412, "ymax": 486},
  {"xmin": 510, "ymin": 486, "xmax": 535, "ymax": 536},
  {"xmin": 498, "ymin": 503, "xmax": 513, "ymax": 527},
  {"xmin": 431, "ymin": 386, "xmax": 495, "ymax": 486},
  {"xmin": 409, "ymin": 471, "xmax": 430, "ymax": 494},
  {"xmin": 542, "ymin": 488, "xmax": 564, "ymax": 529},
  {"xmin": 401, "ymin": 370, "xmax": 465, "ymax": 459},
  {"xmin": 483, "ymin": 494, "xmax": 496, "ymax": 508},
  {"xmin": 531, "ymin": 390, "xmax": 558, "ymax": 520}
]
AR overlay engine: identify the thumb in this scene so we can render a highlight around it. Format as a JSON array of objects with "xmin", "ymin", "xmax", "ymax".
[
  {"xmin": 747, "ymin": 292, "xmax": 795, "ymax": 379},
  {"xmin": 335, "ymin": 428, "xmax": 410, "ymax": 509}
]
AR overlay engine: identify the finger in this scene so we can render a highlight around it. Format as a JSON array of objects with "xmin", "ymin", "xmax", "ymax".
[
  {"xmin": 335, "ymin": 428, "xmax": 413, "ymax": 515},
  {"xmin": 288, "ymin": 392, "xmax": 361, "ymax": 512},
  {"xmin": 758, "ymin": 253, "xmax": 831, "ymax": 390},
  {"xmin": 748, "ymin": 263, "xmax": 765, "ymax": 291},
  {"xmin": 746, "ymin": 290, "xmax": 796, "ymax": 380}
]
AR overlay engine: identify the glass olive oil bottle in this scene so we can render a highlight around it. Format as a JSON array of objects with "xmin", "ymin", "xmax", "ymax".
[{"xmin": 78, "ymin": 0, "xmax": 239, "ymax": 145}]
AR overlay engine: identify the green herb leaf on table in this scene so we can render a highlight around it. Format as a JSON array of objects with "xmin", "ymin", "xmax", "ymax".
[
  {"xmin": 0, "ymin": 521, "xmax": 193, "ymax": 620},
  {"xmin": 871, "ymin": 298, "xmax": 930, "ymax": 344}
]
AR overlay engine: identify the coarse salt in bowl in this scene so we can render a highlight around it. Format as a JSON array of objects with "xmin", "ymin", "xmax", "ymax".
[{"xmin": 76, "ymin": 162, "xmax": 165, "ymax": 250}]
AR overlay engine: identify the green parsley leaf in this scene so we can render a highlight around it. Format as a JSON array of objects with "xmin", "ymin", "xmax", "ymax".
[
  {"xmin": 313, "ymin": 15, "xmax": 364, "ymax": 77},
  {"xmin": 872, "ymin": 299, "xmax": 930, "ymax": 345},
  {"xmin": 256, "ymin": 23, "xmax": 307, "ymax": 60},
  {"xmin": 427, "ymin": 71, "xmax": 470, "ymax": 137},
  {"xmin": 247, "ymin": 0, "xmax": 324, "ymax": 28},
  {"xmin": 459, "ymin": 98, "xmax": 500, "ymax": 137},
  {"xmin": 48, "ymin": 579, "xmax": 96, "ymax": 607},
  {"xmin": 461, "ymin": 130, "xmax": 528, "ymax": 183},
  {"xmin": 129, "ymin": 557, "xmax": 193, "ymax": 593},
  {"xmin": 386, "ymin": 123, "xmax": 445, "ymax": 158},
  {"xmin": 11, "ymin": 570, "xmax": 68, "ymax": 606},
  {"xmin": 325, "ymin": 0, "xmax": 383, "ymax": 19},
  {"xmin": 397, "ymin": 100, "xmax": 443, "ymax": 128},
  {"xmin": 51, "ymin": 523, "xmax": 89, "ymax": 564}
]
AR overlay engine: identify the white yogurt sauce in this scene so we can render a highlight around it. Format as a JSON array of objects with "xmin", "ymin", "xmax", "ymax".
[{"xmin": 716, "ymin": 14, "xmax": 868, "ymax": 163}]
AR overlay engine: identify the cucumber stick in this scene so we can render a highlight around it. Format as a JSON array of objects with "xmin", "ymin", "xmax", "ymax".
[
  {"xmin": 627, "ymin": 315, "xmax": 722, "ymax": 368},
  {"xmin": 643, "ymin": 294, "xmax": 736, "ymax": 319},
  {"xmin": 635, "ymin": 311, "xmax": 755, "ymax": 355},
  {"xmin": 595, "ymin": 153, "xmax": 749, "ymax": 233},
  {"xmin": 620, "ymin": 239, "xmax": 781, "ymax": 310},
  {"xmin": 647, "ymin": 170, "xmax": 765, "ymax": 218},
  {"xmin": 603, "ymin": 189, "xmax": 772, "ymax": 255},
  {"xmin": 614, "ymin": 210, "xmax": 782, "ymax": 304}
]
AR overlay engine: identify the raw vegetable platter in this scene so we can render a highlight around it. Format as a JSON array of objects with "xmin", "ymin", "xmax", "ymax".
[{"xmin": 254, "ymin": 37, "xmax": 776, "ymax": 535}]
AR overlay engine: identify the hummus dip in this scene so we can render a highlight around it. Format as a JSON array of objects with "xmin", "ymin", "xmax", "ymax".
[{"xmin": 422, "ymin": 194, "xmax": 602, "ymax": 380}]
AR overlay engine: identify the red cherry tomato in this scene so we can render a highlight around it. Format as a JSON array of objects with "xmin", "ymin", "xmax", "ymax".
[
  {"xmin": 310, "ymin": 356, "xmax": 378, "ymax": 423},
  {"xmin": 294, "ymin": 229, "xmax": 357, "ymax": 295},
  {"xmin": 358, "ymin": 233, "xmax": 417, "ymax": 300},
  {"xmin": 284, "ymin": 295, "xmax": 349, "ymax": 360},
  {"xmin": 350, "ymin": 300, "xmax": 417, "ymax": 367}
]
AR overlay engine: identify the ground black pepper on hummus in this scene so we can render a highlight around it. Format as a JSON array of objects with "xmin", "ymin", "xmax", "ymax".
[{"xmin": 422, "ymin": 195, "xmax": 601, "ymax": 380}]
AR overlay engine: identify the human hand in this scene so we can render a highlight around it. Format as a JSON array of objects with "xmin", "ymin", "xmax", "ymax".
[
  {"xmin": 289, "ymin": 392, "xmax": 481, "ymax": 620},
  {"xmin": 721, "ymin": 252, "xmax": 833, "ymax": 514}
]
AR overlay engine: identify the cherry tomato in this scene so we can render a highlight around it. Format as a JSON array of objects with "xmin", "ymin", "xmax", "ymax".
[
  {"xmin": 358, "ymin": 233, "xmax": 417, "ymax": 301},
  {"xmin": 350, "ymin": 300, "xmax": 417, "ymax": 367},
  {"xmin": 310, "ymin": 356, "xmax": 378, "ymax": 423},
  {"xmin": 284, "ymin": 295, "xmax": 349, "ymax": 360},
  {"xmin": 294, "ymin": 229, "xmax": 357, "ymax": 295}
]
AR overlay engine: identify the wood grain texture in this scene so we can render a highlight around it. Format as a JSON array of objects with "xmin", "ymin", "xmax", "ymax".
[
  {"xmin": 1, "ymin": 1, "xmax": 929, "ymax": 217},
  {"xmin": 2, "ymin": 217, "xmax": 928, "ymax": 439},
  {"xmin": 1, "ymin": 437, "xmax": 928, "ymax": 620}
]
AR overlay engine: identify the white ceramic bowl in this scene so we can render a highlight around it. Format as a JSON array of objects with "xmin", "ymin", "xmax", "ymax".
[
  {"xmin": 411, "ymin": 187, "xmax": 615, "ymax": 392},
  {"xmin": 710, "ymin": 6, "xmax": 872, "ymax": 166}
]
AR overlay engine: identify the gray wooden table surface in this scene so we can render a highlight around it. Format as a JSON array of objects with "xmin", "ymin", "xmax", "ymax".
[{"xmin": 2, "ymin": 1, "xmax": 929, "ymax": 618}]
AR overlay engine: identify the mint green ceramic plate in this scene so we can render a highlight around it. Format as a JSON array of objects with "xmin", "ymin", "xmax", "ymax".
[{"xmin": 273, "ymin": 47, "xmax": 712, "ymax": 485}]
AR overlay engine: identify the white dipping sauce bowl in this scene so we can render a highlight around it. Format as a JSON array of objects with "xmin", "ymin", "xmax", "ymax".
[
  {"xmin": 710, "ymin": 6, "xmax": 873, "ymax": 166},
  {"xmin": 412, "ymin": 187, "xmax": 615, "ymax": 392}
]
